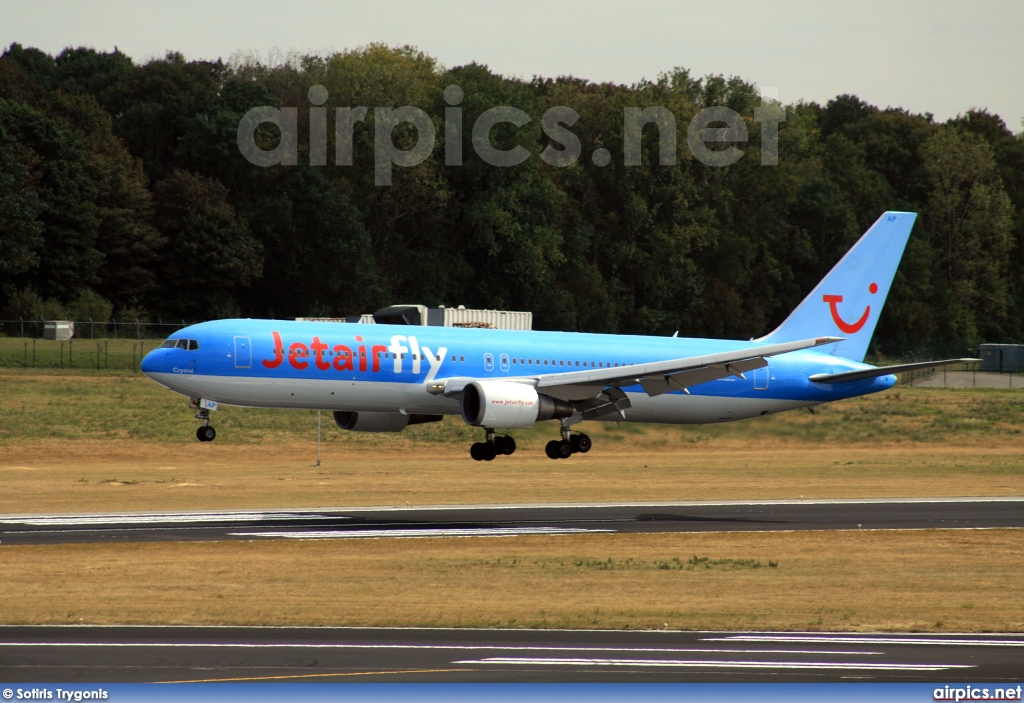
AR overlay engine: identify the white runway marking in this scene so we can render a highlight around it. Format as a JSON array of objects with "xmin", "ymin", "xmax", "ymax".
[
  {"xmin": 709, "ymin": 635, "xmax": 1024, "ymax": 647},
  {"xmin": 454, "ymin": 656, "xmax": 973, "ymax": 671},
  {"xmin": 0, "ymin": 643, "xmax": 881, "ymax": 655},
  {"xmin": 230, "ymin": 527, "xmax": 613, "ymax": 539}
]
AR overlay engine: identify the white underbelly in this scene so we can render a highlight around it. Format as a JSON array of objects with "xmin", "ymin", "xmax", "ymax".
[{"xmin": 147, "ymin": 373, "xmax": 459, "ymax": 414}]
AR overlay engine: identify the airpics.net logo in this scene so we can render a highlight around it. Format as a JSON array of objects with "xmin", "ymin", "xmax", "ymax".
[
  {"xmin": 934, "ymin": 685, "xmax": 1024, "ymax": 701},
  {"xmin": 236, "ymin": 85, "xmax": 787, "ymax": 185}
]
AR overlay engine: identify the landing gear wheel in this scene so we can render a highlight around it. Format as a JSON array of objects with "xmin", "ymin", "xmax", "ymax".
[
  {"xmin": 470, "ymin": 442, "xmax": 485, "ymax": 461},
  {"xmin": 546, "ymin": 439, "xmax": 571, "ymax": 459},
  {"xmin": 545, "ymin": 440, "xmax": 560, "ymax": 460},
  {"xmin": 480, "ymin": 442, "xmax": 497, "ymax": 461},
  {"xmin": 575, "ymin": 434, "xmax": 592, "ymax": 453},
  {"xmin": 496, "ymin": 436, "xmax": 517, "ymax": 455},
  {"xmin": 196, "ymin": 425, "xmax": 216, "ymax": 442}
]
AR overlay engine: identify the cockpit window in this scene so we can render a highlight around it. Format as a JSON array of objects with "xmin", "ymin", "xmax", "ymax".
[{"xmin": 160, "ymin": 338, "xmax": 199, "ymax": 350}]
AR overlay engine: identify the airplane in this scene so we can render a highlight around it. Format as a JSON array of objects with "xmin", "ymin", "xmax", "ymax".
[{"xmin": 141, "ymin": 211, "xmax": 975, "ymax": 460}]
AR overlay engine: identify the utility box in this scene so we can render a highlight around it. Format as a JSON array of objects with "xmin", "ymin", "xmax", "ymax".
[
  {"xmin": 979, "ymin": 343, "xmax": 1024, "ymax": 372},
  {"xmin": 44, "ymin": 320, "xmax": 74, "ymax": 340},
  {"xmin": 443, "ymin": 306, "xmax": 532, "ymax": 330},
  {"xmin": 296, "ymin": 316, "xmax": 376, "ymax": 324},
  {"xmin": 371, "ymin": 305, "xmax": 532, "ymax": 330}
]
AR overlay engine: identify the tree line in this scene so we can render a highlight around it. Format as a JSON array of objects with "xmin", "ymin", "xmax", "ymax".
[{"xmin": 1, "ymin": 42, "xmax": 1021, "ymax": 357}]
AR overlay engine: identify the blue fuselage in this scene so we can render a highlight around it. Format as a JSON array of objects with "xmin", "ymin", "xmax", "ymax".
[{"xmin": 141, "ymin": 319, "xmax": 893, "ymax": 425}]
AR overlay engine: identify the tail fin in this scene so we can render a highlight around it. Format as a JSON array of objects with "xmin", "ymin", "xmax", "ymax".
[{"xmin": 757, "ymin": 211, "xmax": 917, "ymax": 362}]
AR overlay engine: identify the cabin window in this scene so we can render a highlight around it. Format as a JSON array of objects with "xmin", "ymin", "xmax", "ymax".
[{"xmin": 460, "ymin": 356, "xmax": 465, "ymax": 362}]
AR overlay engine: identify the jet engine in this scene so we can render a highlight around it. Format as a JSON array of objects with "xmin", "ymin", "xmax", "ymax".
[
  {"xmin": 460, "ymin": 380, "xmax": 574, "ymax": 428},
  {"xmin": 333, "ymin": 411, "xmax": 443, "ymax": 433}
]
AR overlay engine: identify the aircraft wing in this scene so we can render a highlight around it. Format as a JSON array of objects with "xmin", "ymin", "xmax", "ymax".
[
  {"xmin": 808, "ymin": 358, "xmax": 979, "ymax": 384},
  {"xmin": 535, "ymin": 336, "xmax": 844, "ymax": 401}
]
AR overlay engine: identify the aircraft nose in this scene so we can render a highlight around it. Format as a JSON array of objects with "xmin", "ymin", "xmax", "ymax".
[{"xmin": 140, "ymin": 348, "xmax": 161, "ymax": 377}]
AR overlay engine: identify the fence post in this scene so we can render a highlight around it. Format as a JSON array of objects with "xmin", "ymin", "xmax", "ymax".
[
  {"xmin": 113, "ymin": 318, "xmax": 117, "ymax": 339},
  {"xmin": 20, "ymin": 316, "xmax": 24, "ymax": 339},
  {"xmin": 136, "ymin": 318, "xmax": 141, "ymax": 340},
  {"xmin": 90, "ymin": 317, "xmax": 94, "ymax": 339},
  {"xmin": 96, "ymin": 342, "xmax": 101, "ymax": 370},
  {"xmin": 132, "ymin": 344, "xmax": 136, "ymax": 372}
]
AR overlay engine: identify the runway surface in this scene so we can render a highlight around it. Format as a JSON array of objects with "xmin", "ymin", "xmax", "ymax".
[
  {"xmin": 1, "ymin": 625, "xmax": 1022, "ymax": 683},
  {"xmin": 1, "ymin": 498, "xmax": 1021, "ymax": 545}
]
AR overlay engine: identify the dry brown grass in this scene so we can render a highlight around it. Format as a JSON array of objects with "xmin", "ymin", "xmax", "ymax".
[
  {"xmin": 1, "ymin": 529, "xmax": 1021, "ymax": 632},
  {"xmin": 1, "ymin": 440, "xmax": 1022, "ymax": 514},
  {"xmin": 3, "ymin": 370, "xmax": 1024, "ymax": 513}
]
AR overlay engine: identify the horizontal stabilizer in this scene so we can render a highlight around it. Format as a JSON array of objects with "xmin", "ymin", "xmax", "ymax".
[{"xmin": 809, "ymin": 358, "xmax": 980, "ymax": 384}]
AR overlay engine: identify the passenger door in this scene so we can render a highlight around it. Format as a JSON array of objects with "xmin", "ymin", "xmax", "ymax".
[{"xmin": 234, "ymin": 336, "xmax": 252, "ymax": 369}]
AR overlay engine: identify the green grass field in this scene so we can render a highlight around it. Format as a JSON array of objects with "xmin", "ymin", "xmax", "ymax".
[{"xmin": 0, "ymin": 336, "xmax": 160, "ymax": 372}]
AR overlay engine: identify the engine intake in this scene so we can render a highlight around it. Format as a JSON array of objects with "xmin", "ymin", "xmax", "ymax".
[
  {"xmin": 460, "ymin": 381, "xmax": 574, "ymax": 428},
  {"xmin": 333, "ymin": 411, "xmax": 443, "ymax": 433}
]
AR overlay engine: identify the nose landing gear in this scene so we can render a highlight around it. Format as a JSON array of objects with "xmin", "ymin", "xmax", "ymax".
[
  {"xmin": 191, "ymin": 398, "xmax": 217, "ymax": 442},
  {"xmin": 470, "ymin": 428, "xmax": 517, "ymax": 461}
]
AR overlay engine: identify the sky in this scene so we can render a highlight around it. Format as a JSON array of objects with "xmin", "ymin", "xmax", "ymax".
[{"xmin": 2, "ymin": 0, "xmax": 1022, "ymax": 130}]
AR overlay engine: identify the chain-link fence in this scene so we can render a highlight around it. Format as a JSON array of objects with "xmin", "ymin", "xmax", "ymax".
[
  {"xmin": 0, "ymin": 318, "xmax": 194, "ymax": 340},
  {"xmin": 0, "ymin": 319, "xmax": 198, "ymax": 371}
]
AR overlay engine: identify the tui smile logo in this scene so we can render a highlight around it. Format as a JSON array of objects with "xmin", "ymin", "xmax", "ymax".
[{"xmin": 823, "ymin": 282, "xmax": 878, "ymax": 334}]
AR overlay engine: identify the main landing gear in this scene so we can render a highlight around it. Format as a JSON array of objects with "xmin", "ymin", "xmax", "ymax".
[
  {"xmin": 545, "ymin": 425, "xmax": 592, "ymax": 460},
  {"xmin": 470, "ymin": 428, "xmax": 517, "ymax": 461}
]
